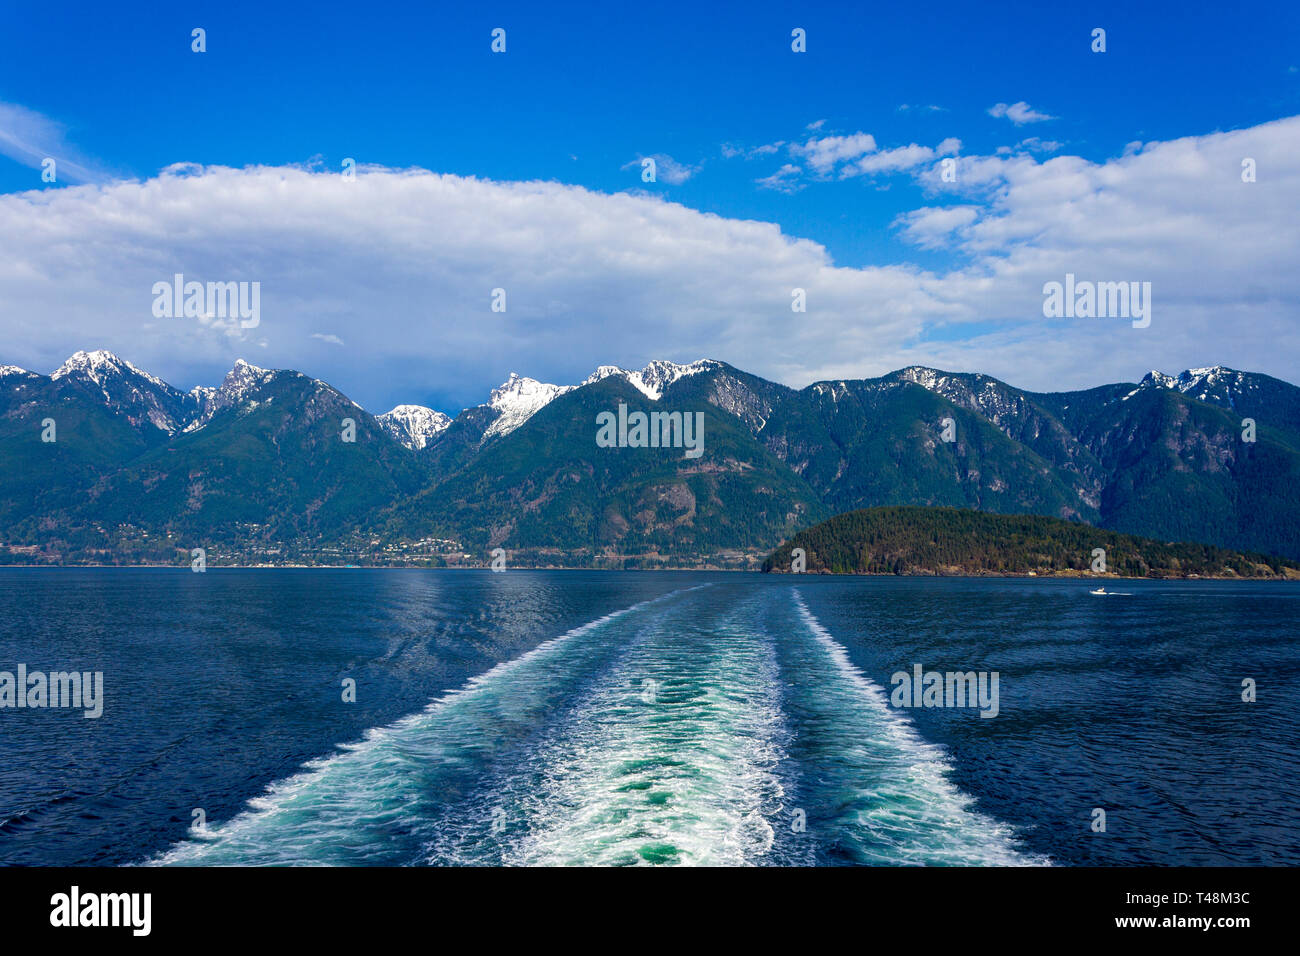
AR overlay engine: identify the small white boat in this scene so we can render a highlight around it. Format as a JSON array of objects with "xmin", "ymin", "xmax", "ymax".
[{"xmin": 1090, "ymin": 587, "xmax": 1107, "ymax": 595}]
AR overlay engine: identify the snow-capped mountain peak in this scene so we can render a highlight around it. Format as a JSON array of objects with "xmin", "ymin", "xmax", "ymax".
[
  {"xmin": 1138, "ymin": 366, "xmax": 1253, "ymax": 406},
  {"xmin": 1141, "ymin": 366, "xmax": 1238, "ymax": 390},
  {"xmin": 892, "ymin": 366, "xmax": 1038, "ymax": 432},
  {"xmin": 584, "ymin": 365, "xmax": 630, "ymax": 387},
  {"xmin": 183, "ymin": 358, "xmax": 278, "ymax": 432},
  {"xmin": 583, "ymin": 359, "xmax": 718, "ymax": 400},
  {"xmin": 475, "ymin": 361, "xmax": 718, "ymax": 444},
  {"xmin": 52, "ymin": 349, "xmax": 164, "ymax": 388},
  {"xmin": 897, "ymin": 366, "xmax": 946, "ymax": 391},
  {"xmin": 222, "ymin": 358, "xmax": 274, "ymax": 392},
  {"xmin": 377, "ymin": 404, "xmax": 453, "ymax": 450},
  {"xmin": 49, "ymin": 349, "xmax": 186, "ymax": 433},
  {"xmin": 1139, "ymin": 370, "xmax": 1178, "ymax": 389},
  {"xmin": 638, "ymin": 359, "xmax": 718, "ymax": 398},
  {"xmin": 482, "ymin": 373, "xmax": 575, "ymax": 440}
]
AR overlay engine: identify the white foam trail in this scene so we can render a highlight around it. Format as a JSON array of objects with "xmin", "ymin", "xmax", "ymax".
[
  {"xmin": 151, "ymin": 582, "xmax": 1045, "ymax": 867},
  {"xmin": 792, "ymin": 591, "xmax": 1049, "ymax": 866},
  {"xmin": 497, "ymin": 613, "xmax": 788, "ymax": 866},
  {"xmin": 151, "ymin": 588, "xmax": 702, "ymax": 865}
]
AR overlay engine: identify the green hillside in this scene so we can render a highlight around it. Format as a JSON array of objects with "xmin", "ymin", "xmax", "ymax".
[
  {"xmin": 383, "ymin": 375, "xmax": 828, "ymax": 562},
  {"xmin": 763, "ymin": 506, "xmax": 1299, "ymax": 578},
  {"xmin": 35, "ymin": 372, "xmax": 424, "ymax": 562},
  {"xmin": 759, "ymin": 379, "xmax": 1099, "ymax": 522},
  {"xmin": 3, "ymin": 356, "xmax": 1299, "ymax": 567}
]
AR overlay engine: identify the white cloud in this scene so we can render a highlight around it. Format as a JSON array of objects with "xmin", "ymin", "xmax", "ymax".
[
  {"xmin": 311, "ymin": 333, "xmax": 345, "ymax": 346},
  {"xmin": 789, "ymin": 131, "xmax": 960, "ymax": 179},
  {"xmin": 849, "ymin": 144, "xmax": 935, "ymax": 176},
  {"xmin": 0, "ymin": 101, "xmax": 103, "ymax": 183},
  {"xmin": 988, "ymin": 101, "xmax": 1056, "ymax": 125},
  {"xmin": 622, "ymin": 153, "xmax": 698, "ymax": 185},
  {"xmin": 893, "ymin": 206, "xmax": 980, "ymax": 248},
  {"xmin": 1017, "ymin": 137, "xmax": 1062, "ymax": 154},
  {"xmin": 1, "ymin": 116, "xmax": 1298, "ymax": 408},
  {"xmin": 845, "ymin": 139, "xmax": 961, "ymax": 177},
  {"xmin": 755, "ymin": 163, "xmax": 804, "ymax": 192},
  {"xmin": 792, "ymin": 132, "xmax": 877, "ymax": 171}
]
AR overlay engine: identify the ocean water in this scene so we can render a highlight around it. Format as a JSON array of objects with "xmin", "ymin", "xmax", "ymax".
[{"xmin": 0, "ymin": 569, "xmax": 1295, "ymax": 866}]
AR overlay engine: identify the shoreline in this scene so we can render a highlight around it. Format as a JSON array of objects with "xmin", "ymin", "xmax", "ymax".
[{"xmin": 0, "ymin": 563, "xmax": 1295, "ymax": 581}]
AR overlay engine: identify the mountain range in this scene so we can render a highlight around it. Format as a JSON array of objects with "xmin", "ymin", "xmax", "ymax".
[{"xmin": 2, "ymin": 350, "xmax": 1297, "ymax": 567}]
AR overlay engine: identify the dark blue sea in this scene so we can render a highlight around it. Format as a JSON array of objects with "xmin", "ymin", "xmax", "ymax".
[{"xmin": 1, "ymin": 569, "xmax": 1296, "ymax": 866}]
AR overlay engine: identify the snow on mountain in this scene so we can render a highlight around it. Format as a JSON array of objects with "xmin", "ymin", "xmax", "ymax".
[
  {"xmin": 183, "ymin": 358, "xmax": 277, "ymax": 432},
  {"xmin": 1140, "ymin": 370, "xmax": 1178, "ymax": 390},
  {"xmin": 469, "ymin": 361, "xmax": 719, "ymax": 444},
  {"xmin": 811, "ymin": 381, "xmax": 852, "ymax": 403},
  {"xmin": 482, "ymin": 373, "xmax": 575, "ymax": 441},
  {"xmin": 15, "ymin": 354, "xmax": 724, "ymax": 447},
  {"xmin": 377, "ymin": 404, "xmax": 453, "ymax": 450},
  {"xmin": 1139, "ymin": 366, "xmax": 1255, "ymax": 408},
  {"xmin": 189, "ymin": 384, "xmax": 217, "ymax": 406},
  {"xmin": 584, "ymin": 365, "xmax": 636, "ymax": 391},
  {"xmin": 1141, "ymin": 366, "xmax": 1232, "ymax": 393},
  {"xmin": 895, "ymin": 367, "xmax": 1000, "ymax": 401},
  {"xmin": 583, "ymin": 359, "xmax": 718, "ymax": 400},
  {"xmin": 894, "ymin": 366, "xmax": 1033, "ymax": 427},
  {"xmin": 52, "ymin": 349, "xmax": 168, "ymax": 390},
  {"xmin": 50, "ymin": 349, "xmax": 187, "ymax": 433},
  {"xmin": 896, "ymin": 366, "xmax": 945, "ymax": 392}
]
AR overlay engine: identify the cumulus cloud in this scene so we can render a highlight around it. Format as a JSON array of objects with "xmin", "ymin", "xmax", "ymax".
[
  {"xmin": 1, "ymin": 116, "xmax": 1298, "ymax": 410},
  {"xmin": 897, "ymin": 116, "xmax": 1300, "ymax": 381},
  {"xmin": 787, "ymin": 130, "xmax": 960, "ymax": 179},
  {"xmin": 987, "ymin": 101, "xmax": 1056, "ymax": 125},
  {"xmin": 893, "ymin": 205, "xmax": 980, "ymax": 248},
  {"xmin": 846, "ymin": 138, "xmax": 961, "ymax": 177},
  {"xmin": 792, "ymin": 132, "xmax": 878, "ymax": 172},
  {"xmin": 0, "ymin": 163, "xmax": 937, "ymax": 408}
]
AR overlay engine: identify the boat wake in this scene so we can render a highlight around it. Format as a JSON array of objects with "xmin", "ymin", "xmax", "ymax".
[{"xmin": 153, "ymin": 584, "xmax": 1044, "ymax": 866}]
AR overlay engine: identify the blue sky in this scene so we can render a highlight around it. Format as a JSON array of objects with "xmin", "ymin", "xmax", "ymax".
[{"xmin": 2, "ymin": 0, "xmax": 1299, "ymax": 413}]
